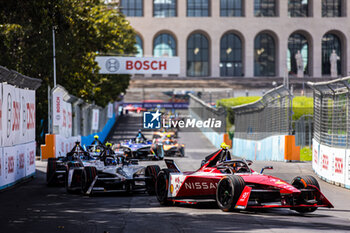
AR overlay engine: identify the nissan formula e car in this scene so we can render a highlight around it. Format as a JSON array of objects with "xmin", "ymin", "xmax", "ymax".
[
  {"xmin": 155, "ymin": 148, "xmax": 333, "ymax": 213},
  {"xmin": 120, "ymin": 139, "xmax": 164, "ymax": 160}
]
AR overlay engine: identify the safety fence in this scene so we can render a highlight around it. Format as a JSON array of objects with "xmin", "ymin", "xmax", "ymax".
[
  {"xmin": 308, "ymin": 77, "xmax": 350, "ymax": 189},
  {"xmin": 188, "ymin": 94, "xmax": 227, "ymax": 148},
  {"xmin": 0, "ymin": 66, "xmax": 40, "ymax": 190},
  {"xmin": 231, "ymin": 86, "xmax": 296, "ymax": 161},
  {"xmin": 232, "ymin": 86, "xmax": 292, "ymax": 140},
  {"xmin": 41, "ymin": 85, "xmax": 121, "ymax": 159}
]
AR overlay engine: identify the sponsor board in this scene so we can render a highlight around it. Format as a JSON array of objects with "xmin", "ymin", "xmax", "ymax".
[
  {"xmin": 0, "ymin": 142, "xmax": 36, "ymax": 189},
  {"xmin": 91, "ymin": 109, "xmax": 100, "ymax": 131},
  {"xmin": 55, "ymin": 135, "xmax": 81, "ymax": 158},
  {"xmin": 312, "ymin": 139, "xmax": 319, "ymax": 174},
  {"xmin": 52, "ymin": 89, "xmax": 72, "ymax": 138},
  {"xmin": 96, "ymin": 56, "xmax": 180, "ymax": 74}
]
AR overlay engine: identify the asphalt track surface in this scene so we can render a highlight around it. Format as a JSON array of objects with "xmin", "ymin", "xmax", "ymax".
[{"xmin": 1, "ymin": 128, "xmax": 350, "ymax": 232}]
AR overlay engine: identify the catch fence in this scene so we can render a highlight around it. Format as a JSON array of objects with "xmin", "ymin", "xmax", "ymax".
[
  {"xmin": 188, "ymin": 93, "xmax": 226, "ymax": 133},
  {"xmin": 232, "ymin": 86, "xmax": 293, "ymax": 140},
  {"xmin": 308, "ymin": 77, "xmax": 350, "ymax": 148}
]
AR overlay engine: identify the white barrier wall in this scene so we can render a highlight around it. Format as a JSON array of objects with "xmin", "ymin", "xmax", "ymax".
[
  {"xmin": 313, "ymin": 140, "xmax": 350, "ymax": 189},
  {"xmin": 0, "ymin": 83, "xmax": 36, "ymax": 190},
  {"xmin": 0, "ymin": 141, "xmax": 36, "ymax": 189},
  {"xmin": 55, "ymin": 135, "xmax": 81, "ymax": 157}
]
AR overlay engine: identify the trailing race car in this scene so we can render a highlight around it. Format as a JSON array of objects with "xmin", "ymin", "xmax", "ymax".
[
  {"xmin": 46, "ymin": 141, "xmax": 94, "ymax": 187},
  {"xmin": 155, "ymin": 146, "xmax": 333, "ymax": 213},
  {"xmin": 120, "ymin": 138, "xmax": 164, "ymax": 160},
  {"xmin": 65, "ymin": 143, "xmax": 161, "ymax": 195},
  {"xmin": 85, "ymin": 135, "xmax": 105, "ymax": 158},
  {"xmin": 154, "ymin": 135, "xmax": 185, "ymax": 157},
  {"xmin": 153, "ymin": 128, "xmax": 178, "ymax": 139}
]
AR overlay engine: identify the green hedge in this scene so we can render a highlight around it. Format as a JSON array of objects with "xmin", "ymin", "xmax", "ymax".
[
  {"xmin": 217, "ymin": 96, "xmax": 261, "ymax": 132},
  {"xmin": 217, "ymin": 96, "xmax": 314, "ymax": 133}
]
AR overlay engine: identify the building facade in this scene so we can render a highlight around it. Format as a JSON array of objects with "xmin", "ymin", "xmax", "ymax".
[{"xmin": 115, "ymin": 0, "xmax": 350, "ymax": 78}]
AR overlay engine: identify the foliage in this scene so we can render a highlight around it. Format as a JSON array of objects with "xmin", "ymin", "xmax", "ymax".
[
  {"xmin": 0, "ymin": 0, "xmax": 136, "ymax": 144},
  {"xmin": 217, "ymin": 96, "xmax": 261, "ymax": 132},
  {"xmin": 292, "ymin": 96, "xmax": 313, "ymax": 120},
  {"xmin": 300, "ymin": 146, "xmax": 312, "ymax": 161}
]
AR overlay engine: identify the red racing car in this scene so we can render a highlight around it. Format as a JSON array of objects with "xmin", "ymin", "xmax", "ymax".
[{"xmin": 155, "ymin": 147, "xmax": 333, "ymax": 213}]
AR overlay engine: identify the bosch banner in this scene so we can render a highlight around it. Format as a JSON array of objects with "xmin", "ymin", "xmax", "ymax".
[
  {"xmin": 95, "ymin": 56, "xmax": 180, "ymax": 74},
  {"xmin": 52, "ymin": 88, "xmax": 73, "ymax": 138}
]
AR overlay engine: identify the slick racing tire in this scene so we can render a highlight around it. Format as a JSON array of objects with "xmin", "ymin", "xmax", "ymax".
[
  {"xmin": 291, "ymin": 175, "xmax": 320, "ymax": 213},
  {"xmin": 156, "ymin": 169, "xmax": 171, "ymax": 205},
  {"xmin": 66, "ymin": 162, "xmax": 83, "ymax": 194},
  {"xmin": 179, "ymin": 147, "xmax": 185, "ymax": 157},
  {"xmin": 46, "ymin": 158, "xmax": 59, "ymax": 186},
  {"xmin": 145, "ymin": 165, "xmax": 161, "ymax": 195},
  {"xmin": 216, "ymin": 175, "xmax": 246, "ymax": 212},
  {"xmin": 81, "ymin": 166, "xmax": 98, "ymax": 195}
]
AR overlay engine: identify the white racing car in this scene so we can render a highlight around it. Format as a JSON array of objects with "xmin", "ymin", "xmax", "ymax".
[{"xmin": 65, "ymin": 143, "xmax": 161, "ymax": 195}]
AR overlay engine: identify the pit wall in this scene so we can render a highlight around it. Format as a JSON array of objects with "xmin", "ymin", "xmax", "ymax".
[
  {"xmin": 312, "ymin": 139, "xmax": 350, "ymax": 189},
  {"xmin": 232, "ymin": 135, "xmax": 300, "ymax": 161}
]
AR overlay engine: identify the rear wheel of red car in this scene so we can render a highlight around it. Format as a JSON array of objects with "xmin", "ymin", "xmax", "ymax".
[
  {"xmin": 291, "ymin": 175, "xmax": 320, "ymax": 213},
  {"xmin": 216, "ymin": 175, "xmax": 245, "ymax": 212},
  {"xmin": 145, "ymin": 165, "xmax": 161, "ymax": 195},
  {"xmin": 156, "ymin": 169, "xmax": 171, "ymax": 205}
]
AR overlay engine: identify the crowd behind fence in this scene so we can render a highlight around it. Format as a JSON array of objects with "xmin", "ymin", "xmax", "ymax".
[
  {"xmin": 188, "ymin": 93, "xmax": 226, "ymax": 133},
  {"xmin": 232, "ymin": 86, "xmax": 292, "ymax": 141},
  {"xmin": 308, "ymin": 77, "xmax": 350, "ymax": 148}
]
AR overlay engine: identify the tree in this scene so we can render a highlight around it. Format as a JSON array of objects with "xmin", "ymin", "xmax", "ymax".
[{"xmin": 0, "ymin": 0, "xmax": 136, "ymax": 144}]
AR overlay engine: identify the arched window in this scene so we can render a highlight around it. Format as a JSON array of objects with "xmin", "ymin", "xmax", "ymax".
[
  {"xmin": 187, "ymin": 33, "xmax": 209, "ymax": 77},
  {"xmin": 322, "ymin": 0, "xmax": 342, "ymax": 17},
  {"xmin": 153, "ymin": 33, "xmax": 176, "ymax": 57},
  {"xmin": 153, "ymin": 0, "xmax": 177, "ymax": 17},
  {"xmin": 288, "ymin": 0, "xmax": 309, "ymax": 17},
  {"xmin": 135, "ymin": 35, "xmax": 143, "ymax": 57},
  {"xmin": 220, "ymin": 33, "xmax": 242, "ymax": 76},
  {"xmin": 254, "ymin": 33, "xmax": 276, "ymax": 76},
  {"xmin": 187, "ymin": 0, "xmax": 210, "ymax": 17},
  {"xmin": 287, "ymin": 33, "xmax": 309, "ymax": 75},
  {"xmin": 220, "ymin": 0, "xmax": 243, "ymax": 17},
  {"xmin": 254, "ymin": 0, "xmax": 277, "ymax": 17},
  {"xmin": 120, "ymin": 0, "xmax": 143, "ymax": 17},
  {"xmin": 322, "ymin": 33, "xmax": 341, "ymax": 75}
]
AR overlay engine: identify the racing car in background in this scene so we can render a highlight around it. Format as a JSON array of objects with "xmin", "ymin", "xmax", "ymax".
[
  {"xmin": 155, "ymin": 146, "xmax": 333, "ymax": 213},
  {"xmin": 119, "ymin": 138, "xmax": 164, "ymax": 160},
  {"xmin": 153, "ymin": 135, "xmax": 185, "ymax": 157}
]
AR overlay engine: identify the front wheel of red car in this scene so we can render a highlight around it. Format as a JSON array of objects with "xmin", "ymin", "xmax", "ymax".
[
  {"xmin": 291, "ymin": 175, "xmax": 319, "ymax": 213},
  {"xmin": 155, "ymin": 169, "xmax": 171, "ymax": 205},
  {"xmin": 216, "ymin": 175, "xmax": 245, "ymax": 212}
]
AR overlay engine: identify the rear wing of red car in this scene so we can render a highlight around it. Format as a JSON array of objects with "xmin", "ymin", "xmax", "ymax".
[{"xmin": 165, "ymin": 159, "xmax": 181, "ymax": 173}]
